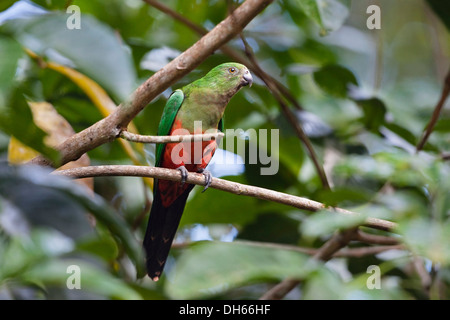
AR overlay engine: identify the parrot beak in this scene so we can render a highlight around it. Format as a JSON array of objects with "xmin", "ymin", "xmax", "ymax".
[{"xmin": 242, "ymin": 69, "xmax": 253, "ymax": 87}]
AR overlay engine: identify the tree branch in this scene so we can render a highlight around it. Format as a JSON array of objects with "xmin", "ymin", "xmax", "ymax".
[
  {"xmin": 27, "ymin": 0, "xmax": 274, "ymax": 168},
  {"xmin": 354, "ymin": 229, "xmax": 400, "ymax": 245},
  {"xmin": 259, "ymin": 229, "xmax": 358, "ymax": 300},
  {"xmin": 416, "ymin": 68, "xmax": 450, "ymax": 151},
  {"xmin": 53, "ymin": 165, "xmax": 396, "ymax": 232},
  {"xmin": 259, "ymin": 228, "xmax": 404, "ymax": 300},
  {"xmin": 172, "ymin": 239, "xmax": 404, "ymax": 258}
]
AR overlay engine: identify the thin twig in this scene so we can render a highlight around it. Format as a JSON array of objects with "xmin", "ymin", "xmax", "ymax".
[
  {"xmin": 120, "ymin": 131, "xmax": 224, "ymax": 143},
  {"xmin": 335, "ymin": 244, "xmax": 405, "ymax": 258},
  {"xmin": 412, "ymin": 256, "xmax": 432, "ymax": 296},
  {"xmin": 354, "ymin": 229, "xmax": 400, "ymax": 245},
  {"xmin": 416, "ymin": 68, "xmax": 450, "ymax": 151},
  {"xmin": 171, "ymin": 240, "xmax": 404, "ymax": 258}
]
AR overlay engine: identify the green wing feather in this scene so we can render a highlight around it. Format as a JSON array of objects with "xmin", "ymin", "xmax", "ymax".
[
  {"xmin": 155, "ymin": 89, "xmax": 184, "ymax": 168},
  {"xmin": 218, "ymin": 117, "xmax": 224, "ymax": 133}
]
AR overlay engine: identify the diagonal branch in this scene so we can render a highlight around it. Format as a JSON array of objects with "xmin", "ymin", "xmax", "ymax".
[
  {"xmin": 416, "ymin": 68, "xmax": 450, "ymax": 151},
  {"xmin": 27, "ymin": 0, "xmax": 274, "ymax": 168},
  {"xmin": 239, "ymin": 34, "xmax": 331, "ymax": 190},
  {"xmin": 259, "ymin": 228, "xmax": 358, "ymax": 300}
]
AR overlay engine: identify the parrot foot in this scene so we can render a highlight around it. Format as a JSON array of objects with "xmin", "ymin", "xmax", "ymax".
[
  {"xmin": 197, "ymin": 169, "xmax": 212, "ymax": 193},
  {"xmin": 177, "ymin": 166, "xmax": 189, "ymax": 186}
]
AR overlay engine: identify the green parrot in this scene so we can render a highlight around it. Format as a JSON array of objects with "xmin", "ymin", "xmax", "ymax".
[{"xmin": 144, "ymin": 62, "xmax": 253, "ymax": 281}]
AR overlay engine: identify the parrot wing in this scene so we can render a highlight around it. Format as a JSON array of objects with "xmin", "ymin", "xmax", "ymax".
[{"xmin": 155, "ymin": 89, "xmax": 185, "ymax": 168}]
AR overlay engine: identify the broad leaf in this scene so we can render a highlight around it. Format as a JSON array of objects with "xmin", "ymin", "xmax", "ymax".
[
  {"xmin": 294, "ymin": 0, "xmax": 349, "ymax": 35},
  {"xmin": 426, "ymin": 0, "xmax": 450, "ymax": 30},
  {"xmin": 166, "ymin": 241, "xmax": 314, "ymax": 299},
  {"xmin": 313, "ymin": 64, "xmax": 358, "ymax": 98},
  {"xmin": 0, "ymin": 88, "xmax": 60, "ymax": 164},
  {"xmin": 2, "ymin": 13, "xmax": 136, "ymax": 101}
]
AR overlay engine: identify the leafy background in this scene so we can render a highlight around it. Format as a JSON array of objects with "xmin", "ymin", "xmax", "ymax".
[{"xmin": 0, "ymin": 0, "xmax": 449, "ymax": 299}]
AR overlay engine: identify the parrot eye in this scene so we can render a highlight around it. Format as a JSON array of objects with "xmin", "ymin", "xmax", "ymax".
[{"xmin": 228, "ymin": 67, "xmax": 236, "ymax": 74}]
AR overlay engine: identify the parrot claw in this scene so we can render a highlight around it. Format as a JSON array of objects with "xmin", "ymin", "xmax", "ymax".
[
  {"xmin": 177, "ymin": 166, "xmax": 189, "ymax": 186},
  {"xmin": 198, "ymin": 169, "xmax": 212, "ymax": 193}
]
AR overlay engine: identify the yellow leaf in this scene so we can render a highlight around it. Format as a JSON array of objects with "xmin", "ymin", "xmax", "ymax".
[
  {"xmin": 26, "ymin": 49, "xmax": 153, "ymax": 189},
  {"xmin": 8, "ymin": 102, "xmax": 93, "ymax": 191}
]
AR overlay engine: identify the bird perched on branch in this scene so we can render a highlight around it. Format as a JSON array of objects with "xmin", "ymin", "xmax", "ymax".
[{"xmin": 143, "ymin": 62, "xmax": 253, "ymax": 281}]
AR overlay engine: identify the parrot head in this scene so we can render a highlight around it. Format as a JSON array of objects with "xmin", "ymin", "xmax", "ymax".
[{"xmin": 201, "ymin": 62, "xmax": 253, "ymax": 95}]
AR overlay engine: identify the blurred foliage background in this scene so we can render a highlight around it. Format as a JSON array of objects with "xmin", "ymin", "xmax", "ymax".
[{"xmin": 0, "ymin": 0, "xmax": 449, "ymax": 299}]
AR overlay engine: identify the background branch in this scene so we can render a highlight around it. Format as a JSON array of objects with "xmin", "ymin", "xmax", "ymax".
[
  {"xmin": 27, "ymin": 0, "xmax": 274, "ymax": 168},
  {"xmin": 259, "ymin": 229, "xmax": 358, "ymax": 300},
  {"xmin": 416, "ymin": 68, "xmax": 450, "ymax": 151}
]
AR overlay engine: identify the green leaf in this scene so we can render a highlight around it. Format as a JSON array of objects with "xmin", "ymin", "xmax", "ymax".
[
  {"xmin": 355, "ymin": 98, "xmax": 387, "ymax": 132},
  {"xmin": 0, "ymin": 164, "xmax": 146, "ymax": 277},
  {"xmin": 181, "ymin": 176, "xmax": 261, "ymax": 227},
  {"xmin": 0, "ymin": 0, "xmax": 16, "ymax": 11},
  {"xmin": 0, "ymin": 35, "xmax": 23, "ymax": 102},
  {"xmin": 294, "ymin": 0, "xmax": 349, "ymax": 35},
  {"xmin": 433, "ymin": 118, "xmax": 450, "ymax": 133},
  {"xmin": 426, "ymin": 0, "xmax": 450, "ymax": 30},
  {"xmin": 383, "ymin": 122, "xmax": 420, "ymax": 146},
  {"xmin": 165, "ymin": 241, "xmax": 314, "ymax": 299},
  {"xmin": 313, "ymin": 64, "xmax": 358, "ymax": 98},
  {"xmin": 317, "ymin": 187, "xmax": 372, "ymax": 207},
  {"xmin": 2, "ymin": 13, "xmax": 136, "ymax": 101},
  {"xmin": 400, "ymin": 219, "xmax": 450, "ymax": 265},
  {"xmin": 0, "ymin": 88, "xmax": 60, "ymax": 164},
  {"xmin": 22, "ymin": 259, "xmax": 142, "ymax": 299},
  {"xmin": 301, "ymin": 210, "xmax": 366, "ymax": 239},
  {"xmin": 29, "ymin": 0, "xmax": 68, "ymax": 10},
  {"xmin": 238, "ymin": 213, "xmax": 301, "ymax": 245}
]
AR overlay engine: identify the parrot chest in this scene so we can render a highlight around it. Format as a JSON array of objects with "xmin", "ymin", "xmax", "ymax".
[{"xmin": 157, "ymin": 117, "xmax": 218, "ymax": 207}]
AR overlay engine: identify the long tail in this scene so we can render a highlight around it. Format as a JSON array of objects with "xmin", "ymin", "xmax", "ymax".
[{"xmin": 143, "ymin": 183, "xmax": 193, "ymax": 281}]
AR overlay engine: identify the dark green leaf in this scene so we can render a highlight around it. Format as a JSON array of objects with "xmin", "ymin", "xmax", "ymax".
[
  {"xmin": 0, "ymin": 35, "xmax": 23, "ymax": 100},
  {"xmin": 300, "ymin": 210, "xmax": 366, "ymax": 239},
  {"xmin": 426, "ymin": 0, "xmax": 450, "ymax": 30},
  {"xmin": 0, "ymin": 164, "xmax": 146, "ymax": 277},
  {"xmin": 293, "ymin": 0, "xmax": 349, "ymax": 35},
  {"xmin": 313, "ymin": 64, "xmax": 358, "ymax": 98},
  {"xmin": 433, "ymin": 118, "xmax": 450, "ymax": 133},
  {"xmin": 238, "ymin": 213, "xmax": 301, "ymax": 245},
  {"xmin": 355, "ymin": 98, "xmax": 387, "ymax": 132}
]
